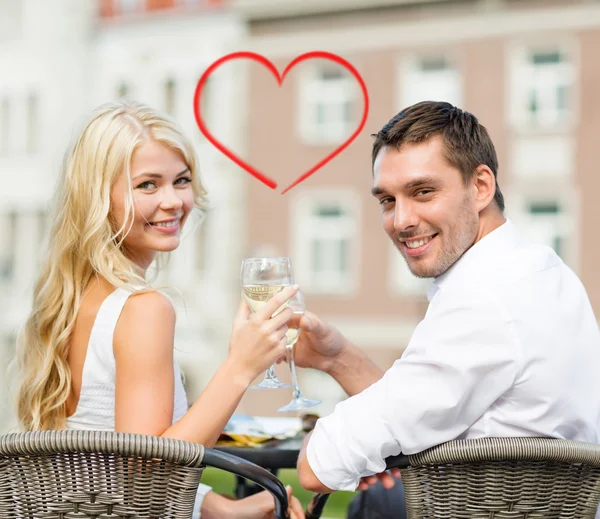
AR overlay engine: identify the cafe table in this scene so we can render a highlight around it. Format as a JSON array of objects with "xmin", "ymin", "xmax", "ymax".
[
  {"xmin": 214, "ymin": 415, "xmax": 337, "ymax": 518},
  {"xmin": 214, "ymin": 415, "xmax": 408, "ymax": 519},
  {"xmin": 215, "ymin": 433, "xmax": 306, "ymax": 498}
]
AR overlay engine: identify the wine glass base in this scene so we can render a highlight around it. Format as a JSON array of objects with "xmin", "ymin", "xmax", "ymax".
[
  {"xmin": 249, "ymin": 379, "xmax": 294, "ymax": 390},
  {"xmin": 277, "ymin": 397, "xmax": 322, "ymax": 412}
]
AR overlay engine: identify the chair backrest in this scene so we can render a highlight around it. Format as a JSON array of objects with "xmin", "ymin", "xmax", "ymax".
[
  {"xmin": 399, "ymin": 437, "xmax": 600, "ymax": 519},
  {"xmin": 0, "ymin": 430, "xmax": 205, "ymax": 519}
]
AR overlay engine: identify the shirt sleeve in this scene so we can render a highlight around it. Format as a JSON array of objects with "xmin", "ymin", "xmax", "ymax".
[{"xmin": 306, "ymin": 288, "xmax": 521, "ymax": 491}]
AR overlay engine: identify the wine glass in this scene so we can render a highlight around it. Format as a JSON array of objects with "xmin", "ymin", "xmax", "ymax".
[
  {"xmin": 241, "ymin": 257, "xmax": 293, "ymax": 389},
  {"xmin": 278, "ymin": 290, "xmax": 322, "ymax": 412}
]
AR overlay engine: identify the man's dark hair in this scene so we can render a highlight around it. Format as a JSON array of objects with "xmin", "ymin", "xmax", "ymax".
[{"xmin": 371, "ymin": 101, "xmax": 504, "ymax": 212}]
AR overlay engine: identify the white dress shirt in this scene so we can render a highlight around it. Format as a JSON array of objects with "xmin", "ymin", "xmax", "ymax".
[{"xmin": 307, "ymin": 220, "xmax": 600, "ymax": 492}]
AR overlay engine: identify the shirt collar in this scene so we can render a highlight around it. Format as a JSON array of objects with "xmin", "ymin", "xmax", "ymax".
[{"xmin": 427, "ymin": 219, "xmax": 520, "ymax": 302}]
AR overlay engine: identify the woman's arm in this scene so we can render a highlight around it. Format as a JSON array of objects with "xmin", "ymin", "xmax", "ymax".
[
  {"xmin": 114, "ymin": 285, "xmax": 299, "ymax": 447},
  {"xmin": 201, "ymin": 488, "xmax": 305, "ymax": 519}
]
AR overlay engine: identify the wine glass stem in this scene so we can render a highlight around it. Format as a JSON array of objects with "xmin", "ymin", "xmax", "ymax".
[
  {"xmin": 264, "ymin": 365, "xmax": 278, "ymax": 381},
  {"xmin": 287, "ymin": 345, "xmax": 302, "ymax": 400}
]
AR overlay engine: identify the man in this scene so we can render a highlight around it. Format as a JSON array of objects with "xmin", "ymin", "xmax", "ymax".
[{"xmin": 293, "ymin": 101, "xmax": 600, "ymax": 517}]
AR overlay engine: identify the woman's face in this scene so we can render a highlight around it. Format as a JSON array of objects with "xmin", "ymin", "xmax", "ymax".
[{"xmin": 110, "ymin": 139, "xmax": 195, "ymax": 269}]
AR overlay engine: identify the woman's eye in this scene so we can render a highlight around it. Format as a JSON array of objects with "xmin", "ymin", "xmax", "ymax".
[
  {"xmin": 137, "ymin": 181, "xmax": 155, "ymax": 189},
  {"xmin": 175, "ymin": 177, "xmax": 192, "ymax": 185}
]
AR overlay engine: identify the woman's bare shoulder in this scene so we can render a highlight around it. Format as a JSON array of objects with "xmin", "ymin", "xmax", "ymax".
[
  {"xmin": 114, "ymin": 290, "xmax": 176, "ymax": 357},
  {"xmin": 122, "ymin": 290, "xmax": 175, "ymax": 319}
]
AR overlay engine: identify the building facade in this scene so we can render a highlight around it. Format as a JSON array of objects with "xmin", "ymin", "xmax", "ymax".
[
  {"xmin": 2, "ymin": 0, "xmax": 599, "ymax": 427},
  {"xmin": 0, "ymin": 0, "xmax": 98, "ymax": 430},
  {"xmin": 0, "ymin": 0, "xmax": 248, "ymax": 430},
  {"xmin": 234, "ymin": 0, "xmax": 600, "ymax": 412}
]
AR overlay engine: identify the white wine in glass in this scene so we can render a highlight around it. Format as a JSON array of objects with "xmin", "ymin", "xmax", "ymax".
[
  {"xmin": 241, "ymin": 257, "xmax": 294, "ymax": 389},
  {"xmin": 242, "ymin": 285, "xmax": 290, "ymax": 315}
]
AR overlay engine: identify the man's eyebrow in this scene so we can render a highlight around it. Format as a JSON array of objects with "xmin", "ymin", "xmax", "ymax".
[
  {"xmin": 371, "ymin": 186, "xmax": 388, "ymax": 197},
  {"xmin": 133, "ymin": 168, "xmax": 190, "ymax": 180},
  {"xmin": 403, "ymin": 176, "xmax": 438, "ymax": 190},
  {"xmin": 372, "ymin": 176, "xmax": 439, "ymax": 196}
]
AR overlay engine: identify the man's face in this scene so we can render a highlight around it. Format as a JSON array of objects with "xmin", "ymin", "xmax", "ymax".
[{"xmin": 372, "ymin": 136, "xmax": 479, "ymax": 278}]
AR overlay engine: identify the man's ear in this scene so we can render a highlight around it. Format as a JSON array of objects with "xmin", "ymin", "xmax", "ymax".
[{"xmin": 472, "ymin": 164, "xmax": 497, "ymax": 212}]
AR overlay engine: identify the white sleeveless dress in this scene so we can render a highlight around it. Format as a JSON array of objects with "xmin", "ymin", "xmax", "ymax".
[{"xmin": 66, "ymin": 287, "xmax": 212, "ymax": 518}]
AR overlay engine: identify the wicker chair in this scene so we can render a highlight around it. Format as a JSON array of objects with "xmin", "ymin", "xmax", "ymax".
[
  {"xmin": 307, "ymin": 437, "xmax": 600, "ymax": 519},
  {"xmin": 0, "ymin": 430, "xmax": 291, "ymax": 519}
]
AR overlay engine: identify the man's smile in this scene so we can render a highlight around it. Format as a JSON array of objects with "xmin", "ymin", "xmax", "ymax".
[{"xmin": 399, "ymin": 233, "xmax": 438, "ymax": 257}]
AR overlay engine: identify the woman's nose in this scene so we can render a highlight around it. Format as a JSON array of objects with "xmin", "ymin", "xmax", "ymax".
[{"xmin": 160, "ymin": 187, "xmax": 184, "ymax": 210}]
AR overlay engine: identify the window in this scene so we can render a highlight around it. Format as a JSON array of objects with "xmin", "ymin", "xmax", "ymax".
[
  {"xmin": 298, "ymin": 64, "xmax": 357, "ymax": 145},
  {"xmin": 511, "ymin": 135, "xmax": 574, "ymax": 180},
  {"xmin": 390, "ymin": 244, "xmax": 432, "ymax": 297},
  {"xmin": 292, "ymin": 191, "xmax": 359, "ymax": 294},
  {"xmin": 164, "ymin": 78, "xmax": 176, "ymax": 116},
  {"xmin": 37, "ymin": 209, "xmax": 48, "ymax": 262},
  {"xmin": 26, "ymin": 92, "xmax": 38, "ymax": 154},
  {"xmin": 521, "ymin": 200, "xmax": 569, "ymax": 258},
  {"xmin": 0, "ymin": 211, "xmax": 17, "ymax": 282},
  {"xmin": 0, "ymin": 94, "xmax": 40, "ymax": 156},
  {"xmin": 510, "ymin": 46, "xmax": 575, "ymax": 130},
  {"xmin": 400, "ymin": 55, "xmax": 462, "ymax": 108},
  {"xmin": 0, "ymin": 96, "xmax": 9, "ymax": 155}
]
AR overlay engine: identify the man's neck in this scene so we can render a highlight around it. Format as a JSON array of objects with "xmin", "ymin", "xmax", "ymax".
[{"xmin": 473, "ymin": 209, "xmax": 506, "ymax": 246}]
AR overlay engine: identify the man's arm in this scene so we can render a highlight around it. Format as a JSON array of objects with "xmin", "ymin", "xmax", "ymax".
[
  {"xmin": 326, "ymin": 339, "xmax": 383, "ymax": 396},
  {"xmin": 298, "ymin": 431, "xmax": 400, "ymax": 494},
  {"xmin": 297, "ymin": 431, "xmax": 334, "ymax": 493},
  {"xmin": 295, "ymin": 290, "xmax": 520, "ymax": 493}
]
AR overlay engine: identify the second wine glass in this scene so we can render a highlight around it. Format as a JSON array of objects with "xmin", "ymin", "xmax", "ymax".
[{"xmin": 278, "ymin": 291, "xmax": 322, "ymax": 412}]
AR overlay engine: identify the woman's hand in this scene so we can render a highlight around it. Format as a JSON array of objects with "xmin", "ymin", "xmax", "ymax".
[
  {"xmin": 229, "ymin": 487, "xmax": 305, "ymax": 519},
  {"xmin": 227, "ymin": 285, "xmax": 299, "ymax": 384},
  {"xmin": 202, "ymin": 487, "xmax": 305, "ymax": 519}
]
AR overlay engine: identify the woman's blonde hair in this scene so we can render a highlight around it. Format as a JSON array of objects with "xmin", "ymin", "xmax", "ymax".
[{"xmin": 14, "ymin": 100, "xmax": 211, "ymax": 431}]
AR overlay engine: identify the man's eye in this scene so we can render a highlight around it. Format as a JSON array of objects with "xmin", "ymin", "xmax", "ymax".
[
  {"xmin": 380, "ymin": 197, "xmax": 394, "ymax": 206},
  {"xmin": 416, "ymin": 190, "xmax": 432, "ymax": 196}
]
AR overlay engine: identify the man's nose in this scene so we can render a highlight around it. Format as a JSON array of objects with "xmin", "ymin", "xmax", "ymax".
[{"xmin": 393, "ymin": 203, "xmax": 419, "ymax": 231}]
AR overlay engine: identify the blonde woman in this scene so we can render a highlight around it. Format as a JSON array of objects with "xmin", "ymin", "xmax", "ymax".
[{"xmin": 14, "ymin": 100, "xmax": 304, "ymax": 519}]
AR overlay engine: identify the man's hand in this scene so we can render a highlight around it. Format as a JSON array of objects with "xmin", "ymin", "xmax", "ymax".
[
  {"xmin": 286, "ymin": 311, "xmax": 347, "ymax": 373},
  {"xmin": 357, "ymin": 469, "xmax": 402, "ymax": 491},
  {"xmin": 283, "ymin": 311, "xmax": 384, "ymax": 397}
]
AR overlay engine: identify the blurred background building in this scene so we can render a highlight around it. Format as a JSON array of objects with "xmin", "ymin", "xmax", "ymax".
[
  {"xmin": 1, "ymin": 0, "xmax": 599, "ymax": 430},
  {"xmin": 0, "ymin": 0, "xmax": 248, "ymax": 429}
]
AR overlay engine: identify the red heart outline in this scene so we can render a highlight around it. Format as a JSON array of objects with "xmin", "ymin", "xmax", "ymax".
[{"xmin": 193, "ymin": 51, "xmax": 369, "ymax": 194}]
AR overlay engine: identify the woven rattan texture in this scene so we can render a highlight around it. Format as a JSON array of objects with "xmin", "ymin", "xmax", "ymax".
[
  {"xmin": 0, "ymin": 430, "xmax": 205, "ymax": 519},
  {"xmin": 401, "ymin": 438, "xmax": 600, "ymax": 519}
]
